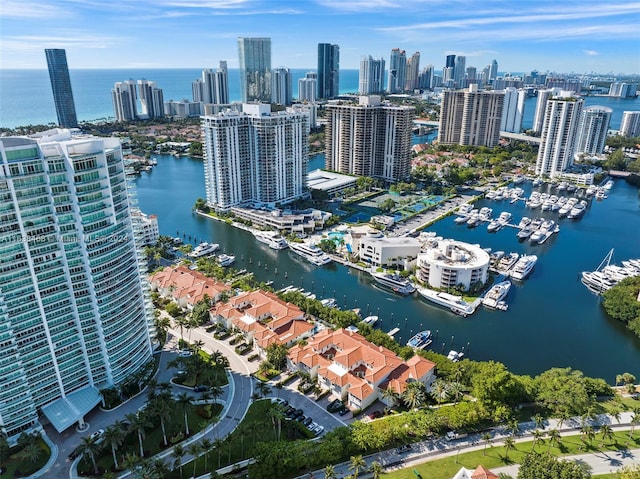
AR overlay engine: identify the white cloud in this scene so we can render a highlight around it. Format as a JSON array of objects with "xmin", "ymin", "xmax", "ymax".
[
  {"xmin": 0, "ymin": 0, "xmax": 70, "ymax": 18},
  {"xmin": 583, "ymin": 50, "xmax": 599, "ymax": 56},
  {"xmin": 1, "ymin": 32, "xmax": 124, "ymax": 52},
  {"xmin": 314, "ymin": 0, "xmax": 399, "ymax": 11}
]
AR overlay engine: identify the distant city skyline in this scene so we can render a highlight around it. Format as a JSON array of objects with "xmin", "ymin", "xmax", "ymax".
[{"xmin": 2, "ymin": 1, "xmax": 639, "ymax": 75}]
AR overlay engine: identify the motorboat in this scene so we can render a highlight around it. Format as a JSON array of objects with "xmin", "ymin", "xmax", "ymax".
[
  {"xmin": 320, "ymin": 298, "xmax": 338, "ymax": 308},
  {"xmin": 509, "ymin": 255, "xmax": 538, "ymax": 280},
  {"xmin": 497, "ymin": 211, "xmax": 512, "ymax": 224},
  {"xmin": 188, "ymin": 242, "xmax": 220, "ymax": 258},
  {"xmin": 370, "ymin": 271, "xmax": 416, "ymax": 295},
  {"xmin": 362, "ymin": 315, "xmax": 379, "ymax": 327},
  {"xmin": 581, "ymin": 270, "xmax": 615, "ymax": 293},
  {"xmin": 417, "ymin": 288, "xmax": 475, "ymax": 317},
  {"xmin": 288, "ymin": 242, "xmax": 332, "ymax": 266},
  {"xmin": 407, "ymin": 330, "xmax": 433, "ymax": 349},
  {"xmin": 486, "ymin": 219, "xmax": 502, "ymax": 232},
  {"xmin": 217, "ymin": 254, "xmax": 235, "ymax": 266},
  {"xmin": 529, "ymin": 229, "xmax": 545, "ymax": 244},
  {"xmin": 517, "ymin": 227, "xmax": 533, "ymax": 240},
  {"xmin": 497, "ymin": 252, "xmax": 519, "ymax": 271},
  {"xmin": 447, "ymin": 350, "xmax": 465, "ymax": 362},
  {"xmin": 253, "ymin": 230, "xmax": 289, "ymax": 249},
  {"xmin": 482, "ymin": 280, "xmax": 511, "ymax": 309},
  {"xmin": 567, "ymin": 200, "xmax": 587, "ymax": 219},
  {"xmin": 454, "ymin": 215, "xmax": 469, "ymax": 224},
  {"xmin": 518, "ymin": 217, "xmax": 531, "ymax": 229}
]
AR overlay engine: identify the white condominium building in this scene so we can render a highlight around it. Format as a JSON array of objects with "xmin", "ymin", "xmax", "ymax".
[
  {"xmin": 620, "ymin": 111, "xmax": 640, "ymax": 137},
  {"xmin": 417, "ymin": 240, "xmax": 490, "ymax": 291},
  {"xmin": 535, "ymin": 95, "xmax": 583, "ymax": 177},
  {"xmin": 500, "ymin": 87, "xmax": 527, "ymax": 133},
  {"xmin": 575, "ymin": 105, "xmax": 612, "ymax": 155},
  {"xmin": 203, "ymin": 104, "xmax": 309, "ymax": 211},
  {"xmin": 359, "ymin": 56, "xmax": 386, "ymax": 94},
  {"xmin": 325, "ymin": 96, "xmax": 414, "ymax": 182},
  {"xmin": 0, "ymin": 129, "xmax": 154, "ymax": 442},
  {"xmin": 438, "ymin": 84, "xmax": 505, "ymax": 147}
]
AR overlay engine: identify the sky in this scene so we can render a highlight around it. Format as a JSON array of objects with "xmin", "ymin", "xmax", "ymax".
[{"xmin": 1, "ymin": 0, "xmax": 639, "ymax": 75}]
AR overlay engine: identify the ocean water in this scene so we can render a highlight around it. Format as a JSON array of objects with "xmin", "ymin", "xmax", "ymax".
[{"xmin": 2, "ymin": 68, "xmax": 639, "ymax": 129}]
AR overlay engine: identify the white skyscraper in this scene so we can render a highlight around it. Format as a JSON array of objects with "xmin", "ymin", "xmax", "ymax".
[
  {"xmin": 535, "ymin": 95, "xmax": 584, "ymax": 177},
  {"xmin": 489, "ymin": 59, "xmax": 498, "ymax": 82},
  {"xmin": 0, "ymin": 129, "xmax": 154, "ymax": 442},
  {"xmin": 418, "ymin": 65, "xmax": 434, "ymax": 90},
  {"xmin": 575, "ymin": 105, "xmax": 612, "ymax": 155},
  {"xmin": 500, "ymin": 87, "xmax": 527, "ymax": 133},
  {"xmin": 137, "ymin": 80, "xmax": 164, "ymax": 119},
  {"xmin": 359, "ymin": 56, "xmax": 385, "ymax": 94},
  {"xmin": 454, "ymin": 55, "xmax": 466, "ymax": 85},
  {"xmin": 203, "ymin": 104, "xmax": 309, "ymax": 211},
  {"xmin": 111, "ymin": 80, "xmax": 138, "ymax": 122},
  {"xmin": 325, "ymin": 96, "xmax": 414, "ymax": 182},
  {"xmin": 298, "ymin": 72, "xmax": 317, "ymax": 102},
  {"xmin": 532, "ymin": 88, "xmax": 570, "ymax": 134},
  {"xmin": 620, "ymin": 111, "xmax": 640, "ymax": 137},
  {"xmin": 272, "ymin": 67, "xmax": 292, "ymax": 106},
  {"xmin": 438, "ymin": 84, "xmax": 505, "ymax": 147},
  {"xmin": 388, "ymin": 48, "xmax": 406, "ymax": 93}
]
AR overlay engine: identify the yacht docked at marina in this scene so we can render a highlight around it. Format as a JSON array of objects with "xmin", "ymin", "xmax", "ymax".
[
  {"xmin": 188, "ymin": 242, "xmax": 220, "ymax": 258},
  {"xmin": 288, "ymin": 241, "xmax": 332, "ymax": 266},
  {"xmin": 482, "ymin": 280, "xmax": 511, "ymax": 310},
  {"xmin": 252, "ymin": 230, "xmax": 289, "ymax": 249},
  {"xmin": 417, "ymin": 287, "xmax": 475, "ymax": 317},
  {"xmin": 407, "ymin": 330, "xmax": 433, "ymax": 349},
  {"xmin": 370, "ymin": 271, "xmax": 416, "ymax": 295},
  {"xmin": 509, "ymin": 255, "xmax": 538, "ymax": 280}
]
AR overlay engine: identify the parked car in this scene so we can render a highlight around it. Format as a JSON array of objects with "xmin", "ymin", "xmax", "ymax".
[
  {"xmin": 367, "ymin": 410, "xmax": 382, "ymax": 420},
  {"xmin": 313, "ymin": 425, "xmax": 325, "ymax": 436},
  {"xmin": 395, "ymin": 444, "xmax": 412, "ymax": 454},
  {"xmin": 445, "ymin": 431, "xmax": 469, "ymax": 441},
  {"xmin": 337, "ymin": 405, "xmax": 350, "ymax": 416},
  {"xmin": 89, "ymin": 429, "xmax": 105, "ymax": 443},
  {"xmin": 284, "ymin": 406, "xmax": 296, "ymax": 417},
  {"xmin": 291, "ymin": 408, "xmax": 304, "ymax": 419},
  {"xmin": 295, "ymin": 414, "xmax": 306, "ymax": 422},
  {"xmin": 68, "ymin": 446, "xmax": 82, "ymax": 461},
  {"xmin": 179, "ymin": 349, "xmax": 192, "ymax": 357},
  {"xmin": 326, "ymin": 399, "xmax": 343, "ymax": 413},
  {"xmin": 302, "ymin": 416, "xmax": 313, "ymax": 427}
]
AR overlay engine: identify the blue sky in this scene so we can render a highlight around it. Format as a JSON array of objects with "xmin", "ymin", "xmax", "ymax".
[{"xmin": 1, "ymin": 0, "xmax": 639, "ymax": 74}]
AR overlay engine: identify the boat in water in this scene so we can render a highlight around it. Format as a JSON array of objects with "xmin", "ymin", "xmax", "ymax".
[
  {"xmin": 407, "ymin": 330, "xmax": 433, "ymax": 349},
  {"xmin": 567, "ymin": 200, "xmax": 588, "ymax": 219},
  {"xmin": 362, "ymin": 315, "xmax": 379, "ymax": 327},
  {"xmin": 447, "ymin": 350, "xmax": 465, "ymax": 362},
  {"xmin": 188, "ymin": 242, "xmax": 220, "ymax": 258},
  {"xmin": 253, "ymin": 230, "xmax": 289, "ymax": 250},
  {"xmin": 482, "ymin": 280, "xmax": 511, "ymax": 309},
  {"xmin": 288, "ymin": 242, "xmax": 332, "ymax": 266},
  {"xmin": 370, "ymin": 271, "xmax": 416, "ymax": 295},
  {"xmin": 320, "ymin": 298, "xmax": 338, "ymax": 308},
  {"xmin": 217, "ymin": 254, "xmax": 236, "ymax": 266},
  {"xmin": 509, "ymin": 255, "xmax": 538, "ymax": 280},
  {"xmin": 417, "ymin": 287, "xmax": 475, "ymax": 317}
]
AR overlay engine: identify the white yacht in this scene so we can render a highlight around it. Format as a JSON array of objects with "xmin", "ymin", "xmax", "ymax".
[
  {"xmin": 486, "ymin": 219, "xmax": 502, "ymax": 232},
  {"xmin": 532, "ymin": 177, "xmax": 544, "ymax": 186},
  {"xmin": 288, "ymin": 242, "xmax": 332, "ymax": 266},
  {"xmin": 217, "ymin": 254, "xmax": 235, "ymax": 267},
  {"xmin": 497, "ymin": 252, "xmax": 519, "ymax": 271},
  {"xmin": 517, "ymin": 226, "xmax": 533, "ymax": 240},
  {"xmin": 362, "ymin": 315, "xmax": 379, "ymax": 327},
  {"xmin": 253, "ymin": 230, "xmax": 289, "ymax": 250},
  {"xmin": 482, "ymin": 280, "xmax": 511, "ymax": 309},
  {"xmin": 567, "ymin": 200, "xmax": 587, "ymax": 219},
  {"xmin": 320, "ymin": 298, "xmax": 338, "ymax": 308},
  {"xmin": 518, "ymin": 217, "xmax": 531, "ymax": 229},
  {"xmin": 370, "ymin": 271, "xmax": 416, "ymax": 295},
  {"xmin": 454, "ymin": 215, "xmax": 469, "ymax": 224},
  {"xmin": 581, "ymin": 270, "xmax": 615, "ymax": 293},
  {"xmin": 529, "ymin": 229, "xmax": 545, "ymax": 244},
  {"xmin": 497, "ymin": 211, "xmax": 512, "ymax": 224},
  {"xmin": 188, "ymin": 242, "xmax": 220, "ymax": 258},
  {"xmin": 417, "ymin": 288, "xmax": 475, "ymax": 317},
  {"xmin": 447, "ymin": 350, "xmax": 465, "ymax": 362},
  {"xmin": 510, "ymin": 255, "xmax": 538, "ymax": 280}
]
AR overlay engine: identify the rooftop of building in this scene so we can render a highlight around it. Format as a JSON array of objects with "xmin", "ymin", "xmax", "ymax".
[{"xmin": 307, "ymin": 169, "xmax": 358, "ymax": 191}]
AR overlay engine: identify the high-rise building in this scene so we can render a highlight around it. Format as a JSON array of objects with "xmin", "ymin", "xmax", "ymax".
[
  {"xmin": 137, "ymin": 80, "xmax": 164, "ymax": 119},
  {"xmin": 112, "ymin": 80, "xmax": 138, "ymax": 122},
  {"xmin": 272, "ymin": 67, "xmax": 292, "ymax": 106},
  {"xmin": 203, "ymin": 104, "xmax": 309, "ymax": 211},
  {"xmin": 193, "ymin": 62, "xmax": 229, "ymax": 108},
  {"xmin": 438, "ymin": 84, "xmax": 505, "ymax": 147},
  {"xmin": 575, "ymin": 105, "xmax": 612, "ymax": 155},
  {"xmin": 405, "ymin": 52, "xmax": 420, "ymax": 92},
  {"xmin": 418, "ymin": 65, "xmax": 434, "ymax": 90},
  {"xmin": 237, "ymin": 37, "xmax": 272, "ymax": 103},
  {"xmin": 388, "ymin": 48, "xmax": 406, "ymax": 93},
  {"xmin": 454, "ymin": 55, "xmax": 466, "ymax": 85},
  {"xmin": 317, "ymin": 43, "xmax": 340, "ymax": 99},
  {"xmin": 0, "ymin": 129, "xmax": 154, "ymax": 442},
  {"xmin": 445, "ymin": 54, "xmax": 456, "ymax": 70},
  {"xmin": 609, "ymin": 82, "xmax": 639, "ymax": 98},
  {"xmin": 500, "ymin": 87, "xmax": 527, "ymax": 133},
  {"xmin": 44, "ymin": 49, "xmax": 78, "ymax": 128},
  {"xmin": 489, "ymin": 59, "xmax": 498, "ymax": 83},
  {"xmin": 620, "ymin": 111, "xmax": 640, "ymax": 137},
  {"xmin": 325, "ymin": 96, "xmax": 414, "ymax": 182},
  {"xmin": 298, "ymin": 72, "xmax": 317, "ymax": 102},
  {"xmin": 535, "ymin": 95, "xmax": 584, "ymax": 177},
  {"xmin": 359, "ymin": 56, "xmax": 385, "ymax": 94}
]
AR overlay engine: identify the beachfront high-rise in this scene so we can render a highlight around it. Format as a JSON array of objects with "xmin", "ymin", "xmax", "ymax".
[
  {"xmin": 203, "ymin": 104, "xmax": 309, "ymax": 211},
  {"xmin": 317, "ymin": 43, "xmax": 340, "ymax": 99},
  {"xmin": 137, "ymin": 80, "xmax": 165, "ymax": 119},
  {"xmin": 405, "ymin": 52, "xmax": 420, "ymax": 92},
  {"xmin": 238, "ymin": 37, "xmax": 272, "ymax": 103},
  {"xmin": 298, "ymin": 72, "xmax": 317, "ymax": 102},
  {"xmin": 359, "ymin": 56, "xmax": 385, "ymax": 94},
  {"xmin": 0, "ymin": 129, "xmax": 154, "ymax": 442},
  {"xmin": 325, "ymin": 96, "xmax": 414, "ymax": 182},
  {"xmin": 194, "ymin": 62, "xmax": 229, "ymax": 106},
  {"xmin": 500, "ymin": 87, "xmax": 527, "ymax": 133},
  {"xmin": 438, "ymin": 84, "xmax": 505, "ymax": 147},
  {"xmin": 112, "ymin": 79, "xmax": 165, "ymax": 121},
  {"xmin": 535, "ymin": 95, "xmax": 584, "ymax": 177},
  {"xmin": 44, "ymin": 49, "xmax": 78, "ymax": 128},
  {"xmin": 620, "ymin": 111, "xmax": 640, "ymax": 137},
  {"xmin": 272, "ymin": 67, "xmax": 292, "ymax": 106},
  {"xmin": 575, "ymin": 105, "xmax": 612, "ymax": 155},
  {"xmin": 388, "ymin": 48, "xmax": 406, "ymax": 93}
]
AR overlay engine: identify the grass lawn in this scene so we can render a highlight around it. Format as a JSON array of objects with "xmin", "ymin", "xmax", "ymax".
[
  {"xmin": 0, "ymin": 438, "xmax": 50, "ymax": 478},
  {"xmin": 165, "ymin": 398, "xmax": 312, "ymax": 478},
  {"xmin": 77, "ymin": 404, "xmax": 223, "ymax": 477},
  {"xmin": 379, "ymin": 430, "xmax": 640, "ymax": 478}
]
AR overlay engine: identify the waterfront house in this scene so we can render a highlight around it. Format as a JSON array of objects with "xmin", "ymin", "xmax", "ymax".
[
  {"xmin": 287, "ymin": 328, "xmax": 436, "ymax": 410},
  {"xmin": 148, "ymin": 266, "xmax": 231, "ymax": 309}
]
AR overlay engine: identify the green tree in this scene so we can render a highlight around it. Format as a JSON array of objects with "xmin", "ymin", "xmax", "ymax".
[
  {"xmin": 324, "ymin": 464, "xmax": 337, "ymax": 479},
  {"xmin": 614, "ymin": 464, "xmax": 640, "ymax": 478},
  {"xmin": 128, "ymin": 412, "xmax": 152, "ymax": 458},
  {"xmin": 78, "ymin": 435, "xmax": 103, "ymax": 475},
  {"xmin": 348, "ymin": 454, "xmax": 367, "ymax": 479},
  {"xmin": 172, "ymin": 445, "xmax": 185, "ymax": 478},
  {"xmin": 103, "ymin": 424, "xmax": 126, "ymax": 469},
  {"xmin": 188, "ymin": 441, "xmax": 203, "ymax": 478},
  {"xmin": 402, "ymin": 381, "xmax": 428, "ymax": 409},
  {"xmin": 535, "ymin": 368, "xmax": 595, "ymax": 417},
  {"xmin": 370, "ymin": 461, "xmax": 384, "ymax": 479},
  {"xmin": 599, "ymin": 424, "xmax": 614, "ymax": 447},
  {"xmin": 517, "ymin": 452, "xmax": 591, "ymax": 479},
  {"xmin": 265, "ymin": 343, "xmax": 289, "ymax": 370},
  {"xmin": 482, "ymin": 432, "xmax": 492, "ymax": 455},
  {"xmin": 176, "ymin": 392, "xmax": 193, "ymax": 436},
  {"xmin": 17, "ymin": 441, "xmax": 43, "ymax": 464}
]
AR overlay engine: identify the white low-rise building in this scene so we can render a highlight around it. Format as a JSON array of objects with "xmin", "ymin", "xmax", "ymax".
[
  {"xmin": 131, "ymin": 208, "xmax": 160, "ymax": 246},
  {"xmin": 358, "ymin": 231, "xmax": 420, "ymax": 270},
  {"xmin": 417, "ymin": 239, "xmax": 490, "ymax": 291}
]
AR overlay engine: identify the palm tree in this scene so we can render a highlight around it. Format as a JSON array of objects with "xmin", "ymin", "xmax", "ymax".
[
  {"xmin": 175, "ymin": 392, "xmax": 193, "ymax": 436},
  {"xmin": 103, "ymin": 424, "xmax": 126, "ymax": 469},
  {"xmin": 482, "ymin": 432, "xmax": 492, "ymax": 456},
  {"xmin": 580, "ymin": 424, "xmax": 595, "ymax": 449},
  {"xmin": 448, "ymin": 381, "xmax": 465, "ymax": 403},
  {"xmin": 324, "ymin": 464, "xmax": 337, "ymax": 479},
  {"xmin": 146, "ymin": 378, "xmax": 159, "ymax": 401},
  {"xmin": 187, "ymin": 441, "xmax": 203, "ymax": 478},
  {"xmin": 402, "ymin": 381, "xmax": 427, "ymax": 410},
  {"xmin": 268, "ymin": 405, "xmax": 285, "ymax": 442},
  {"xmin": 369, "ymin": 461, "xmax": 383, "ymax": 479},
  {"xmin": 148, "ymin": 397, "xmax": 173, "ymax": 446},
  {"xmin": 200, "ymin": 438, "xmax": 213, "ymax": 472},
  {"xmin": 628, "ymin": 410, "xmax": 639, "ymax": 445},
  {"xmin": 256, "ymin": 381, "xmax": 271, "ymax": 398},
  {"xmin": 508, "ymin": 419, "xmax": 520, "ymax": 437},
  {"xmin": 213, "ymin": 438, "xmax": 224, "ymax": 468},
  {"xmin": 172, "ymin": 445, "xmax": 185, "ymax": 479},
  {"xmin": 128, "ymin": 412, "xmax": 152, "ymax": 458},
  {"xmin": 122, "ymin": 452, "xmax": 143, "ymax": 477},
  {"xmin": 192, "ymin": 339, "xmax": 205, "ymax": 355},
  {"xmin": 348, "ymin": 454, "xmax": 367, "ymax": 479},
  {"xmin": 546, "ymin": 428, "xmax": 561, "ymax": 453},
  {"xmin": 533, "ymin": 413, "xmax": 545, "ymax": 430},
  {"xmin": 532, "ymin": 429, "xmax": 545, "ymax": 452},
  {"xmin": 17, "ymin": 441, "xmax": 43, "ymax": 464},
  {"xmin": 503, "ymin": 436, "xmax": 515, "ymax": 461},
  {"xmin": 599, "ymin": 424, "xmax": 614, "ymax": 447},
  {"xmin": 175, "ymin": 314, "xmax": 190, "ymax": 342},
  {"xmin": 78, "ymin": 435, "xmax": 103, "ymax": 475},
  {"xmin": 380, "ymin": 385, "xmax": 399, "ymax": 409},
  {"xmin": 430, "ymin": 379, "xmax": 450, "ymax": 404}
]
